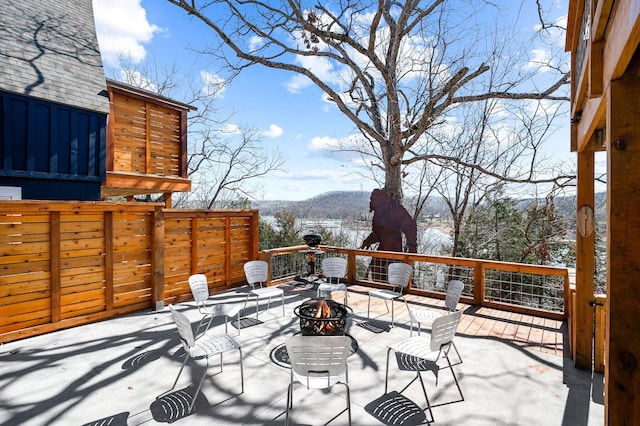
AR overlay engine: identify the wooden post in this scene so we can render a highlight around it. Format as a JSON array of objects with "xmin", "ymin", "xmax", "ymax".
[
  {"xmin": 606, "ymin": 66, "xmax": 640, "ymax": 425},
  {"xmin": 574, "ymin": 149, "xmax": 595, "ymax": 369},
  {"xmin": 473, "ymin": 261, "xmax": 484, "ymax": 305},
  {"xmin": 104, "ymin": 211, "xmax": 114, "ymax": 311},
  {"xmin": 250, "ymin": 210, "xmax": 259, "ymax": 260},
  {"xmin": 347, "ymin": 251, "xmax": 357, "ymax": 283},
  {"xmin": 225, "ymin": 216, "xmax": 231, "ymax": 285},
  {"xmin": 191, "ymin": 217, "xmax": 198, "ymax": 274},
  {"xmin": 151, "ymin": 207, "xmax": 165, "ymax": 311},
  {"xmin": 50, "ymin": 211, "xmax": 61, "ymax": 323}
]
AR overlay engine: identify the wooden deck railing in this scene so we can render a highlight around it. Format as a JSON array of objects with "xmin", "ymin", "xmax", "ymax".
[
  {"xmin": 0, "ymin": 201, "xmax": 258, "ymax": 343},
  {"xmin": 260, "ymin": 245, "xmax": 570, "ymax": 320}
]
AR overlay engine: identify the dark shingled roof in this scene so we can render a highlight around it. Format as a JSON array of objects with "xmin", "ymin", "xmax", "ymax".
[{"xmin": 0, "ymin": 0, "xmax": 110, "ymax": 114}]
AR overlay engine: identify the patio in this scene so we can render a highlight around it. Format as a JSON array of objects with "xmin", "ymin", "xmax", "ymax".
[{"xmin": 0, "ymin": 282, "xmax": 604, "ymax": 426}]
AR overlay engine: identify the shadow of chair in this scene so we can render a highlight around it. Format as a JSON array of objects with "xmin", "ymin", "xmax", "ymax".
[
  {"xmin": 367, "ymin": 262, "xmax": 413, "ymax": 327},
  {"xmin": 159, "ymin": 305, "xmax": 244, "ymax": 415},
  {"xmin": 243, "ymin": 260, "xmax": 285, "ymax": 319},
  {"xmin": 384, "ymin": 309, "xmax": 464, "ymax": 423},
  {"xmin": 285, "ymin": 335, "xmax": 352, "ymax": 425},
  {"xmin": 317, "ymin": 257, "xmax": 349, "ymax": 305}
]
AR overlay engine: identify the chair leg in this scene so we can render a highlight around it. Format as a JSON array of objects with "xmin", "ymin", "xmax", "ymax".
[
  {"xmin": 255, "ymin": 296, "xmax": 260, "ymax": 320},
  {"xmin": 339, "ymin": 381, "xmax": 352, "ymax": 425},
  {"xmin": 384, "ymin": 348, "xmax": 392, "ymax": 393},
  {"xmin": 286, "ymin": 382, "xmax": 295, "ymax": 426},
  {"xmin": 414, "ymin": 369, "xmax": 434, "ymax": 423},
  {"xmin": 239, "ymin": 348, "xmax": 245, "ymax": 393},
  {"xmin": 446, "ymin": 354, "xmax": 464, "ymax": 401},
  {"xmin": 451, "ymin": 341, "xmax": 463, "ymax": 364},
  {"xmin": 189, "ymin": 357, "xmax": 210, "ymax": 414},
  {"xmin": 166, "ymin": 353, "xmax": 189, "ymax": 395},
  {"xmin": 281, "ymin": 293, "xmax": 285, "ymax": 317},
  {"xmin": 390, "ymin": 300, "xmax": 395, "ymax": 327},
  {"xmin": 384, "ymin": 348, "xmax": 434, "ymax": 423},
  {"xmin": 367, "ymin": 294, "xmax": 371, "ymax": 318}
]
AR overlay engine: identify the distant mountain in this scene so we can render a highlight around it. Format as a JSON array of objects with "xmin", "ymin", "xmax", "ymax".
[
  {"xmin": 253, "ymin": 190, "xmax": 450, "ymax": 220},
  {"xmin": 253, "ymin": 191, "xmax": 371, "ymax": 219},
  {"xmin": 252, "ymin": 190, "xmax": 607, "ymax": 231}
]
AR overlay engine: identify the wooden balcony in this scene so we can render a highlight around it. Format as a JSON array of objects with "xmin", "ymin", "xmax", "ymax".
[{"xmin": 101, "ymin": 79, "xmax": 194, "ymax": 203}]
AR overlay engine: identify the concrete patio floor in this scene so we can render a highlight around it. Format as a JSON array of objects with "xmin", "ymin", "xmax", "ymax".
[{"xmin": 0, "ymin": 282, "xmax": 604, "ymax": 425}]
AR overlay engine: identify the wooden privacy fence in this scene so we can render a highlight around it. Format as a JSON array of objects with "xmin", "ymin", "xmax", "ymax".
[{"xmin": 0, "ymin": 201, "xmax": 259, "ymax": 343}]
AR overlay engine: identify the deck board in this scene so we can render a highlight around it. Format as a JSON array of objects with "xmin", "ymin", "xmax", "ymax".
[{"xmin": 343, "ymin": 284, "xmax": 565, "ymax": 355}]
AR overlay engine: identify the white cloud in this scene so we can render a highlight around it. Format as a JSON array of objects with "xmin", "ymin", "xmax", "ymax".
[
  {"xmin": 523, "ymin": 48, "xmax": 553, "ymax": 73},
  {"xmin": 92, "ymin": 0, "xmax": 159, "ymax": 65},
  {"xmin": 263, "ymin": 124, "xmax": 284, "ymax": 138},
  {"xmin": 219, "ymin": 123, "xmax": 241, "ymax": 134},
  {"xmin": 249, "ymin": 36, "xmax": 264, "ymax": 51},
  {"xmin": 284, "ymin": 56, "xmax": 338, "ymax": 93},
  {"xmin": 308, "ymin": 136, "xmax": 340, "ymax": 151},
  {"xmin": 200, "ymin": 70, "xmax": 226, "ymax": 98}
]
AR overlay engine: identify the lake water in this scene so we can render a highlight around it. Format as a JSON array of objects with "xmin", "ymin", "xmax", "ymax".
[{"xmin": 262, "ymin": 216, "xmax": 451, "ymax": 254}]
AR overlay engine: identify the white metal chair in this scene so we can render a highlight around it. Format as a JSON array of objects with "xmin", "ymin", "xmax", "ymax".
[
  {"xmin": 188, "ymin": 274, "xmax": 243, "ymax": 336},
  {"xmin": 243, "ymin": 260, "xmax": 285, "ymax": 319},
  {"xmin": 317, "ymin": 257, "xmax": 348, "ymax": 305},
  {"xmin": 409, "ymin": 279, "xmax": 464, "ymax": 363},
  {"xmin": 163, "ymin": 305, "xmax": 244, "ymax": 414},
  {"xmin": 384, "ymin": 309, "xmax": 464, "ymax": 423},
  {"xmin": 367, "ymin": 262, "xmax": 413, "ymax": 327},
  {"xmin": 285, "ymin": 335, "xmax": 352, "ymax": 425}
]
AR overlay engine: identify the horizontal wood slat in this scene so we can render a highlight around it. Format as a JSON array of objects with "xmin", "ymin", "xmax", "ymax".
[{"xmin": 0, "ymin": 201, "xmax": 259, "ymax": 343}]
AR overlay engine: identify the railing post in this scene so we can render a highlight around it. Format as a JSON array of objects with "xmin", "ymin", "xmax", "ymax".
[
  {"xmin": 474, "ymin": 261, "xmax": 484, "ymax": 305},
  {"xmin": 347, "ymin": 251, "xmax": 357, "ymax": 283},
  {"xmin": 260, "ymin": 250, "xmax": 274, "ymax": 286}
]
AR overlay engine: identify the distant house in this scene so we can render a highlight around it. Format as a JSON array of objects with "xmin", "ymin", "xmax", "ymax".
[{"xmin": 0, "ymin": 0, "xmax": 192, "ymax": 204}]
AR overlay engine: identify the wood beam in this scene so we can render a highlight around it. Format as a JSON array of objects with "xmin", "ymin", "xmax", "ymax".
[
  {"xmin": 605, "ymin": 54, "xmax": 640, "ymax": 425},
  {"xmin": 574, "ymin": 149, "xmax": 595, "ymax": 369}
]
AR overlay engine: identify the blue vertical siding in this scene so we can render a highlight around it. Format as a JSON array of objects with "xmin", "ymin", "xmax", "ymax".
[{"xmin": 0, "ymin": 90, "xmax": 107, "ymax": 200}]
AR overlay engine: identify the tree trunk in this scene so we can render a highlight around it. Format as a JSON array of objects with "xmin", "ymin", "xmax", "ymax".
[{"xmin": 384, "ymin": 146, "xmax": 404, "ymax": 203}]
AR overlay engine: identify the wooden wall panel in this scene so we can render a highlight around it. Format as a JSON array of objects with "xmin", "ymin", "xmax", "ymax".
[{"xmin": 0, "ymin": 203, "xmax": 258, "ymax": 343}]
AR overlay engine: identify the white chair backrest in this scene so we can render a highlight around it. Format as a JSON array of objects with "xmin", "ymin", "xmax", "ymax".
[
  {"xmin": 322, "ymin": 257, "xmax": 347, "ymax": 282},
  {"xmin": 430, "ymin": 309, "xmax": 463, "ymax": 352},
  {"xmin": 188, "ymin": 274, "xmax": 209, "ymax": 304},
  {"xmin": 444, "ymin": 280, "xmax": 464, "ymax": 311},
  {"xmin": 244, "ymin": 260, "xmax": 268, "ymax": 288},
  {"xmin": 286, "ymin": 335, "xmax": 351, "ymax": 380},
  {"xmin": 387, "ymin": 262, "xmax": 413, "ymax": 292},
  {"xmin": 169, "ymin": 305, "xmax": 196, "ymax": 350}
]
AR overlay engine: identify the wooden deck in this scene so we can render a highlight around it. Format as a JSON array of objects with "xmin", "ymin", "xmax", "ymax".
[{"xmin": 335, "ymin": 284, "xmax": 566, "ymax": 357}]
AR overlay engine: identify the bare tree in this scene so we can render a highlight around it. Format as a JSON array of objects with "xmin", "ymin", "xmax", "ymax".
[
  {"xmin": 186, "ymin": 126, "xmax": 286, "ymax": 209},
  {"xmin": 105, "ymin": 55, "xmax": 286, "ymax": 208},
  {"xmin": 165, "ymin": 0, "xmax": 570, "ymax": 203}
]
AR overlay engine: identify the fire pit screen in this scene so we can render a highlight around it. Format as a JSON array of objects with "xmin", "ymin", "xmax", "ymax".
[{"xmin": 294, "ymin": 298, "xmax": 353, "ymax": 336}]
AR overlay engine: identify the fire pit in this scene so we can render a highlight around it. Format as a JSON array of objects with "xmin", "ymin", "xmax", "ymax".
[{"xmin": 293, "ymin": 298, "xmax": 353, "ymax": 336}]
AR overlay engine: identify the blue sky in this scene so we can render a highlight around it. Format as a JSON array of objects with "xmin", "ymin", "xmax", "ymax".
[{"xmin": 92, "ymin": 0, "xmax": 597, "ymax": 201}]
